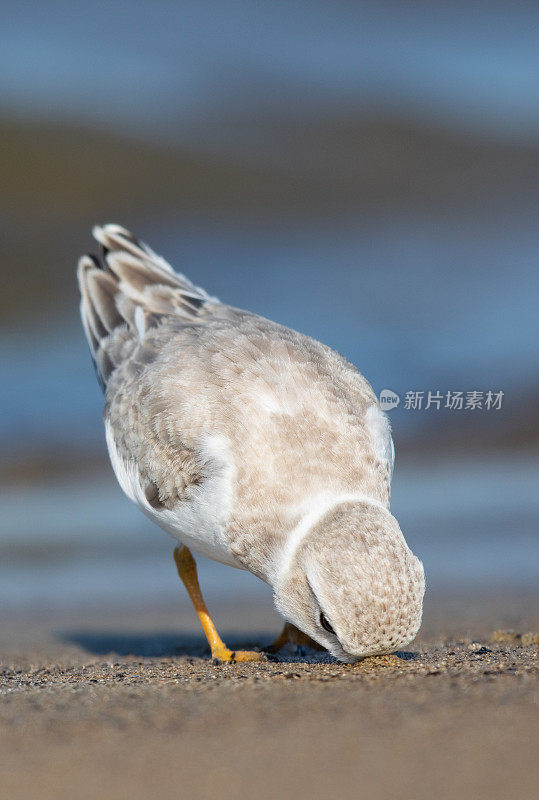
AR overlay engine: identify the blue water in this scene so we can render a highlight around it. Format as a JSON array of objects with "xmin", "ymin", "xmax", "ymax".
[
  {"xmin": 1, "ymin": 453, "xmax": 537, "ymax": 611},
  {"xmin": 2, "ymin": 208, "xmax": 538, "ymax": 454},
  {"xmin": 2, "ymin": 1, "xmax": 538, "ymax": 612},
  {"xmin": 2, "ymin": 209, "xmax": 538, "ymax": 610},
  {"xmin": 2, "ymin": 1, "xmax": 539, "ymax": 144}
]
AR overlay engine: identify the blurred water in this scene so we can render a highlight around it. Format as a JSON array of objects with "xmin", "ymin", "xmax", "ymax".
[
  {"xmin": 2, "ymin": 1, "xmax": 539, "ymax": 143},
  {"xmin": 2, "ymin": 209, "xmax": 538, "ymax": 609},
  {"xmin": 2, "ymin": 208, "xmax": 538, "ymax": 454},
  {"xmin": 2, "ymin": 0, "xmax": 538, "ymax": 615},
  {"xmin": 1, "ymin": 453, "xmax": 537, "ymax": 612}
]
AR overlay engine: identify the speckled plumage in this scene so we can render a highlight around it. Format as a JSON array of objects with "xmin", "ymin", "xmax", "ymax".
[{"xmin": 78, "ymin": 224, "xmax": 424, "ymax": 661}]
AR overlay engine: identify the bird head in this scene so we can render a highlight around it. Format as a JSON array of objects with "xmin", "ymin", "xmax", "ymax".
[{"xmin": 273, "ymin": 500, "xmax": 425, "ymax": 662}]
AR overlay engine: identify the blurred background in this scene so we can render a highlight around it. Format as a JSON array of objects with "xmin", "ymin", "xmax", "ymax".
[{"xmin": 1, "ymin": 1, "xmax": 537, "ymax": 626}]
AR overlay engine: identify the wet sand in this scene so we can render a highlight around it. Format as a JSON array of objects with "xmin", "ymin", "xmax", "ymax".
[{"xmin": 1, "ymin": 592, "xmax": 537, "ymax": 800}]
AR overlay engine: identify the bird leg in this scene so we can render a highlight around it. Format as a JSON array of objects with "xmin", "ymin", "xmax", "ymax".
[
  {"xmin": 266, "ymin": 621, "xmax": 325, "ymax": 654},
  {"xmin": 173, "ymin": 545, "xmax": 266, "ymax": 662}
]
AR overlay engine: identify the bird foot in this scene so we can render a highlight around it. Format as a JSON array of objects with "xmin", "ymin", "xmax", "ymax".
[
  {"xmin": 211, "ymin": 646, "xmax": 268, "ymax": 663},
  {"xmin": 265, "ymin": 622, "xmax": 325, "ymax": 654}
]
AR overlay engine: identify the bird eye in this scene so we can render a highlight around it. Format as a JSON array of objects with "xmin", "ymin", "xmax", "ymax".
[{"xmin": 320, "ymin": 612, "xmax": 335, "ymax": 635}]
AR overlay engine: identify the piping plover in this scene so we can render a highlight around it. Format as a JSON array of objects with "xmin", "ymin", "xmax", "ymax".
[{"xmin": 78, "ymin": 224, "xmax": 424, "ymax": 662}]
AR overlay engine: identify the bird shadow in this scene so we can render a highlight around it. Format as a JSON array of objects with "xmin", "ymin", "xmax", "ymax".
[
  {"xmin": 58, "ymin": 630, "xmax": 273, "ymax": 659},
  {"xmin": 58, "ymin": 630, "xmax": 419, "ymax": 664},
  {"xmin": 393, "ymin": 650, "xmax": 419, "ymax": 661}
]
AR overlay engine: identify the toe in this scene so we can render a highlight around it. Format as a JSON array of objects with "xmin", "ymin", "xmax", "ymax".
[{"xmin": 230, "ymin": 650, "xmax": 268, "ymax": 663}]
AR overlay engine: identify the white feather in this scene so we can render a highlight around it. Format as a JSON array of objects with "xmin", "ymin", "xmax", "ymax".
[
  {"xmin": 274, "ymin": 490, "xmax": 391, "ymax": 586},
  {"xmin": 105, "ymin": 422, "xmax": 243, "ymax": 569},
  {"xmin": 365, "ymin": 403, "xmax": 395, "ymax": 479}
]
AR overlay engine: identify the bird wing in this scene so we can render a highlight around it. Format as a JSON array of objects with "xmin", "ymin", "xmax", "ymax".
[{"xmin": 78, "ymin": 225, "xmax": 239, "ymax": 558}]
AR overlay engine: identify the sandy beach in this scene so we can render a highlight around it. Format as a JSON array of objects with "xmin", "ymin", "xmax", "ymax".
[{"xmin": 1, "ymin": 590, "xmax": 537, "ymax": 800}]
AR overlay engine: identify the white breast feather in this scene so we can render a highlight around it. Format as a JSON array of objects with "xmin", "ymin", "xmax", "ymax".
[{"xmin": 105, "ymin": 422, "xmax": 243, "ymax": 569}]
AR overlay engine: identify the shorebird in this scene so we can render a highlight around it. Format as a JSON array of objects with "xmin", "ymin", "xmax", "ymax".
[{"xmin": 78, "ymin": 224, "xmax": 424, "ymax": 662}]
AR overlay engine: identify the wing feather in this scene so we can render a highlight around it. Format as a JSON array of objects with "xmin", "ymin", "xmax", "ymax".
[{"xmin": 77, "ymin": 223, "xmax": 218, "ymax": 391}]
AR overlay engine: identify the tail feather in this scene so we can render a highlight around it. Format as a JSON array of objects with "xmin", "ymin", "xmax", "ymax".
[
  {"xmin": 85, "ymin": 268, "xmax": 124, "ymax": 332},
  {"xmin": 77, "ymin": 223, "xmax": 216, "ymax": 392}
]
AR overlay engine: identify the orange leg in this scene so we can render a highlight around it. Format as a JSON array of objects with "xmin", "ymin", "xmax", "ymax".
[
  {"xmin": 173, "ymin": 545, "xmax": 266, "ymax": 662},
  {"xmin": 266, "ymin": 622, "xmax": 325, "ymax": 654}
]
